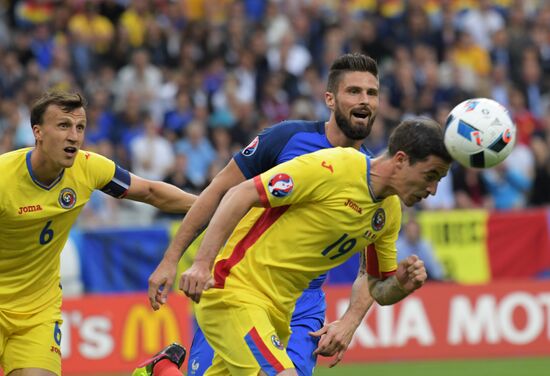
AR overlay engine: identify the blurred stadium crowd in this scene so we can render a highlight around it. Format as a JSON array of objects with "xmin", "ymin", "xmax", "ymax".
[{"xmin": 1, "ymin": 0, "xmax": 550, "ymax": 227}]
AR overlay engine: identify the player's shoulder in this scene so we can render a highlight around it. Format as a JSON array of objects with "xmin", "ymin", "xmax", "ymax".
[
  {"xmin": 382, "ymin": 194, "xmax": 402, "ymax": 215},
  {"xmin": 0, "ymin": 147, "xmax": 30, "ymax": 169},
  {"xmin": 74, "ymin": 149, "xmax": 111, "ymax": 164},
  {"xmin": 296, "ymin": 147, "xmax": 366, "ymax": 175},
  {"xmin": 71, "ymin": 149, "xmax": 115, "ymax": 173},
  {"xmin": 319, "ymin": 146, "xmax": 366, "ymax": 160},
  {"xmin": 261, "ymin": 120, "xmax": 325, "ymax": 139},
  {"xmin": 296, "ymin": 146, "xmax": 364, "ymax": 164}
]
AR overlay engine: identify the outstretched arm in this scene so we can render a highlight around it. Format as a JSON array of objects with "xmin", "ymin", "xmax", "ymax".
[
  {"xmin": 147, "ymin": 161, "xmax": 245, "ymax": 310},
  {"xmin": 310, "ymin": 249, "xmax": 374, "ymax": 367},
  {"xmin": 179, "ymin": 178, "xmax": 261, "ymax": 303},
  {"xmin": 124, "ymin": 173, "xmax": 196, "ymax": 213},
  {"xmin": 368, "ymin": 255, "xmax": 426, "ymax": 306}
]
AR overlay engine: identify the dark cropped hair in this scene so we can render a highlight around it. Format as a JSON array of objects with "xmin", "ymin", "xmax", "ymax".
[
  {"xmin": 327, "ymin": 53, "xmax": 379, "ymax": 93},
  {"xmin": 388, "ymin": 117, "xmax": 453, "ymax": 165},
  {"xmin": 30, "ymin": 91, "xmax": 87, "ymax": 127}
]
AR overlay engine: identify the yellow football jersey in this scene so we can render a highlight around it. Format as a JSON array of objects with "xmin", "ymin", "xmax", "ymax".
[
  {"xmin": 208, "ymin": 147, "xmax": 401, "ymax": 316},
  {"xmin": 0, "ymin": 148, "xmax": 129, "ymax": 313}
]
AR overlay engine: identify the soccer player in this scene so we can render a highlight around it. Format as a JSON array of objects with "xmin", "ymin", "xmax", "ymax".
[
  {"xmin": 148, "ymin": 53, "xmax": 380, "ymax": 373},
  {"xmin": 183, "ymin": 118, "xmax": 452, "ymax": 375},
  {"xmin": 0, "ymin": 91, "xmax": 195, "ymax": 376}
]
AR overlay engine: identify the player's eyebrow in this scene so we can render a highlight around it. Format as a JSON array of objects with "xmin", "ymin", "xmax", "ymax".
[{"xmin": 423, "ymin": 166, "xmax": 446, "ymax": 179}]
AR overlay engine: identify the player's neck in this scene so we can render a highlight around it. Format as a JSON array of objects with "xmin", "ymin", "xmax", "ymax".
[
  {"xmin": 368, "ymin": 157, "xmax": 396, "ymax": 200},
  {"xmin": 324, "ymin": 121, "xmax": 364, "ymax": 150},
  {"xmin": 30, "ymin": 149, "xmax": 64, "ymax": 186}
]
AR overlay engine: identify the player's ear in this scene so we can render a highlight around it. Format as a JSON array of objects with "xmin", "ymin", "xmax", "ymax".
[
  {"xmin": 325, "ymin": 91, "xmax": 335, "ymax": 110},
  {"xmin": 394, "ymin": 151, "xmax": 409, "ymax": 168},
  {"xmin": 32, "ymin": 125, "xmax": 42, "ymax": 141}
]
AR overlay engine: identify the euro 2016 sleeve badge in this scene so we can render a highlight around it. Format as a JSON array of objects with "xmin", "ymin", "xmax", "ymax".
[
  {"xmin": 242, "ymin": 136, "xmax": 259, "ymax": 156},
  {"xmin": 268, "ymin": 173, "xmax": 294, "ymax": 197},
  {"xmin": 58, "ymin": 188, "xmax": 77, "ymax": 209}
]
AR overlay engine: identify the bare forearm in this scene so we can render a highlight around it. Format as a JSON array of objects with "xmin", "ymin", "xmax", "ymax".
[
  {"xmin": 368, "ymin": 275, "xmax": 410, "ymax": 306},
  {"xmin": 195, "ymin": 185, "xmax": 258, "ymax": 266},
  {"xmin": 136, "ymin": 181, "xmax": 196, "ymax": 213},
  {"xmin": 162, "ymin": 160, "xmax": 247, "ymax": 263},
  {"xmin": 342, "ymin": 273, "xmax": 375, "ymax": 325},
  {"xmin": 343, "ymin": 251, "xmax": 374, "ymax": 324},
  {"xmin": 162, "ymin": 185, "xmax": 228, "ymax": 263}
]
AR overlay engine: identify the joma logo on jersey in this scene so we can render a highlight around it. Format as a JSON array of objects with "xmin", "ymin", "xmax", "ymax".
[
  {"xmin": 344, "ymin": 199, "xmax": 362, "ymax": 214},
  {"xmin": 50, "ymin": 346, "xmax": 61, "ymax": 357},
  {"xmin": 18, "ymin": 205, "xmax": 43, "ymax": 215}
]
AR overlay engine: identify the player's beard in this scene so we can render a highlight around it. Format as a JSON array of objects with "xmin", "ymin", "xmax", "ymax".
[{"xmin": 334, "ymin": 102, "xmax": 376, "ymax": 140}]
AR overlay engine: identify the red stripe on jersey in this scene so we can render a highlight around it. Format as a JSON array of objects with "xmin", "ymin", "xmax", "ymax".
[
  {"xmin": 248, "ymin": 327, "xmax": 285, "ymax": 373},
  {"xmin": 213, "ymin": 206, "xmax": 289, "ymax": 288},
  {"xmin": 366, "ymin": 244, "xmax": 379, "ymax": 278},
  {"xmin": 366, "ymin": 244, "xmax": 396, "ymax": 280},
  {"xmin": 254, "ymin": 176, "xmax": 270, "ymax": 207}
]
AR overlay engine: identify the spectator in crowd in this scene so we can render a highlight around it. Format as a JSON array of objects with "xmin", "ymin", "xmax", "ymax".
[
  {"xmin": 490, "ymin": 63, "xmax": 512, "ymax": 108},
  {"xmin": 113, "ymin": 48, "xmax": 162, "ymax": 115},
  {"xmin": 67, "ymin": 0, "xmax": 115, "ymax": 82},
  {"xmin": 458, "ymin": 0, "xmax": 505, "ymax": 50},
  {"xmin": 529, "ymin": 104, "xmax": 550, "ymax": 206},
  {"xmin": 518, "ymin": 48, "xmax": 548, "ymax": 120},
  {"xmin": 110, "ymin": 91, "xmax": 146, "ymax": 168},
  {"xmin": 0, "ymin": 49, "xmax": 25, "ymax": 98},
  {"xmin": 397, "ymin": 216, "xmax": 447, "ymax": 281},
  {"xmin": 130, "ymin": 113, "xmax": 175, "ymax": 182},
  {"xmin": 482, "ymin": 161, "xmax": 533, "ymax": 210},
  {"xmin": 163, "ymin": 89, "xmax": 194, "ymax": 142},
  {"xmin": 450, "ymin": 29, "xmax": 492, "ymax": 90},
  {"xmin": 509, "ymin": 86, "xmax": 540, "ymax": 147},
  {"xmin": 118, "ymin": 0, "xmax": 152, "ymax": 48},
  {"xmin": 452, "ymin": 164, "xmax": 494, "ymax": 209},
  {"xmin": 163, "ymin": 153, "xmax": 201, "ymax": 196},
  {"xmin": 175, "ymin": 120, "xmax": 217, "ymax": 189}
]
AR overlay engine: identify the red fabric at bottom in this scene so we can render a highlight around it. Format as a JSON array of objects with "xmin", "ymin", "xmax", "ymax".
[{"xmin": 154, "ymin": 358, "xmax": 182, "ymax": 376}]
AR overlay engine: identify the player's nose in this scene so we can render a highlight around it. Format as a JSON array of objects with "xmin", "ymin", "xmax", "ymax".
[
  {"xmin": 67, "ymin": 125, "xmax": 79, "ymax": 141},
  {"xmin": 426, "ymin": 181, "xmax": 438, "ymax": 196}
]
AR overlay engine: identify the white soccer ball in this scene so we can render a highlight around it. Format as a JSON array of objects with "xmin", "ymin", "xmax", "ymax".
[{"xmin": 444, "ymin": 98, "xmax": 516, "ymax": 168}]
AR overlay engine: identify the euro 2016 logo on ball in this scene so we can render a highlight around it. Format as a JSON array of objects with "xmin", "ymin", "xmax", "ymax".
[{"xmin": 444, "ymin": 98, "xmax": 516, "ymax": 168}]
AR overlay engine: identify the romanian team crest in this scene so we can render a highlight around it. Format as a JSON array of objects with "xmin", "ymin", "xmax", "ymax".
[
  {"xmin": 271, "ymin": 335, "xmax": 284, "ymax": 350},
  {"xmin": 268, "ymin": 173, "xmax": 294, "ymax": 197},
  {"xmin": 58, "ymin": 188, "xmax": 77, "ymax": 209},
  {"xmin": 371, "ymin": 208, "xmax": 386, "ymax": 231},
  {"xmin": 242, "ymin": 136, "xmax": 259, "ymax": 156}
]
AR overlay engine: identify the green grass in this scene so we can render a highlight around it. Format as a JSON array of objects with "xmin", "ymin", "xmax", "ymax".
[{"xmin": 313, "ymin": 357, "xmax": 550, "ymax": 376}]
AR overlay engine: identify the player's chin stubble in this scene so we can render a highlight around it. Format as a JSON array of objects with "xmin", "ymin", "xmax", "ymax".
[{"xmin": 335, "ymin": 107, "xmax": 375, "ymax": 140}]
